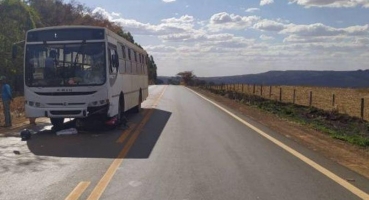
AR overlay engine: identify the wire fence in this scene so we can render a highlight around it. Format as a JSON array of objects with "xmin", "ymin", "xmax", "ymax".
[{"xmin": 207, "ymin": 84, "xmax": 369, "ymax": 121}]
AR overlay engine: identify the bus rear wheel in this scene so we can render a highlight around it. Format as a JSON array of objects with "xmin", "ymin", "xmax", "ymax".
[{"xmin": 133, "ymin": 90, "xmax": 142, "ymax": 113}]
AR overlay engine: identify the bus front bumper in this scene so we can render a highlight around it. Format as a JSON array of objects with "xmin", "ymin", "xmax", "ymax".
[{"xmin": 25, "ymin": 104, "xmax": 109, "ymax": 118}]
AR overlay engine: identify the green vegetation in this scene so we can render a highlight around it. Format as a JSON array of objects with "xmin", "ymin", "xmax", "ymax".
[
  {"xmin": 176, "ymin": 71, "xmax": 196, "ymax": 85},
  {"xmin": 0, "ymin": 0, "xmax": 157, "ymax": 92},
  {"xmin": 147, "ymin": 55, "xmax": 157, "ymax": 84},
  {"xmin": 205, "ymin": 87, "xmax": 369, "ymax": 147},
  {"xmin": 175, "ymin": 71, "xmax": 209, "ymax": 86}
]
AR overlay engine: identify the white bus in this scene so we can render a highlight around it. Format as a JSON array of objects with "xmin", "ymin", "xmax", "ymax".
[{"xmin": 22, "ymin": 26, "xmax": 148, "ymax": 128}]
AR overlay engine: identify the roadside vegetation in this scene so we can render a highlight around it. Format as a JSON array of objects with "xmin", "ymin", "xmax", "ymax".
[{"xmin": 203, "ymin": 87, "xmax": 369, "ymax": 147}]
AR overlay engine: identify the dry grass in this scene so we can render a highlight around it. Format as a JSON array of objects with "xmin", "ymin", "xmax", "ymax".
[
  {"xmin": 215, "ymin": 84, "xmax": 369, "ymax": 120},
  {"xmin": 0, "ymin": 96, "xmax": 26, "ymax": 124}
]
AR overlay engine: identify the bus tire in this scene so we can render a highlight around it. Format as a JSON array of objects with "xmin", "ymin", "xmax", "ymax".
[
  {"xmin": 133, "ymin": 89, "xmax": 142, "ymax": 113},
  {"xmin": 50, "ymin": 118, "xmax": 64, "ymax": 129},
  {"xmin": 117, "ymin": 94, "xmax": 125, "ymax": 124}
]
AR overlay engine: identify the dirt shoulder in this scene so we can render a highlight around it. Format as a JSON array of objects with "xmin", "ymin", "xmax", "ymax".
[{"xmin": 191, "ymin": 87, "xmax": 369, "ymax": 179}]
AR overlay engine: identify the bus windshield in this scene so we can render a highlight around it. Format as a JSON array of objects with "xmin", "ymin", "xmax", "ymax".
[{"xmin": 25, "ymin": 42, "xmax": 106, "ymax": 87}]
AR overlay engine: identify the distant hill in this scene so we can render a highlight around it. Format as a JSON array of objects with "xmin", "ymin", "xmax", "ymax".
[{"xmin": 158, "ymin": 70, "xmax": 369, "ymax": 88}]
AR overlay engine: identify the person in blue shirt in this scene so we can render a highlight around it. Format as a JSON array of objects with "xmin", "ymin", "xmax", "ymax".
[{"xmin": 0, "ymin": 76, "xmax": 12, "ymax": 127}]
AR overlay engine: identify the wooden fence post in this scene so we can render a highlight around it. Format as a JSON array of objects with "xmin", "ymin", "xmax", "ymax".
[
  {"xmin": 253, "ymin": 84, "xmax": 255, "ymax": 94},
  {"xmin": 260, "ymin": 85, "xmax": 263, "ymax": 96},
  {"xmin": 332, "ymin": 94, "xmax": 335, "ymax": 106},
  {"xmin": 242, "ymin": 84, "xmax": 244, "ymax": 93},
  {"xmin": 309, "ymin": 91, "xmax": 313, "ymax": 107},
  {"xmin": 293, "ymin": 89, "xmax": 296, "ymax": 104},
  {"xmin": 361, "ymin": 98, "xmax": 364, "ymax": 119},
  {"xmin": 279, "ymin": 88, "xmax": 282, "ymax": 102},
  {"xmin": 269, "ymin": 86, "xmax": 272, "ymax": 99}
]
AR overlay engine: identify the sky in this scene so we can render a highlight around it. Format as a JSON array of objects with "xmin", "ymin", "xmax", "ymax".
[{"xmin": 71, "ymin": 0, "xmax": 369, "ymax": 77}]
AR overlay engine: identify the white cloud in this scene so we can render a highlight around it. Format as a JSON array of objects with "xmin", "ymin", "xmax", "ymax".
[
  {"xmin": 283, "ymin": 35, "xmax": 345, "ymax": 43},
  {"xmin": 246, "ymin": 8, "xmax": 260, "ymax": 13},
  {"xmin": 92, "ymin": 7, "xmax": 114, "ymax": 20},
  {"xmin": 90, "ymin": 7, "xmax": 369, "ymax": 76},
  {"xmin": 260, "ymin": 0, "xmax": 274, "ymax": 6},
  {"xmin": 111, "ymin": 12, "xmax": 120, "ymax": 17},
  {"xmin": 288, "ymin": 0, "xmax": 369, "ymax": 8},
  {"xmin": 280, "ymin": 23, "xmax": 369, "ymax": 37},
  {"xmin": 162, "ymin": 0, "xmax": 176, "ymax": 3},
  {"xmin": 356, "ymin": 37, "xmax": 369, "ymax": 44},
  {"xmin": 260, "ymin": 34, "xmax": 274, "ymax": 40},
  {"xmin": 93, "ymin": 7, "xmax": 196, "ymax": 36},
  {"xmin": 343, "ymin": 25, "xmax": 369, "ymax": 36},
  {"xmin": 158, "ymin": 32, "xmax": 255, "ymax": 49},
  {"xmin": 254, "ymin": 19, "xmax": 286, "ymax": 32},
  {"xmin": 280, "ymin": 23, "xmax": 343, "ymax": 37},
  {"xmin": 161, "ymin": 15, "xmax": 195, "ymax": 24},
  {"xmin": 145, "ymin": 45, "xmax": 177, "ymax": 53},
  {"xmin": 208, "ymin": 12, "xmax": 260, "ymax": 31}
]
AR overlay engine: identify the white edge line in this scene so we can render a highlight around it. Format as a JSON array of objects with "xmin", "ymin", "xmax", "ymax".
[{"xmin": 187, "ymin": 87, "xmax": 369, "ymax": 200}]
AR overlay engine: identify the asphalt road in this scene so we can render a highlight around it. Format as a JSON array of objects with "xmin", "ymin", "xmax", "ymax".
[{"xmin": 1, "ymin": 85, "xmax": 369, "ymax": 200}]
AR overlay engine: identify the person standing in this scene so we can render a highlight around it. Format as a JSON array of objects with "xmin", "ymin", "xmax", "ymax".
[{"xmin": 0, "ymin": 76, "xmax": 13, "ymax": 127}]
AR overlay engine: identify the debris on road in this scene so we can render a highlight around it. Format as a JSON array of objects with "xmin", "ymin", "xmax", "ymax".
[
  {"xmin": 20, "ymin": 129, "xmax": 31, "ymax": 141},
  {"xmin": 56, "ymin": 128, "xmax": 78, "ymax": 136}
]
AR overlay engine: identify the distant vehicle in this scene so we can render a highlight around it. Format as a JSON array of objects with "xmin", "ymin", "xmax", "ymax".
[{"xmin": 20, "ymin": 26, "xmax": 148, "ymax": 128}]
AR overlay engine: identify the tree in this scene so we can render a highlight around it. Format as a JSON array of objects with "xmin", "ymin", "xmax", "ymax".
[
  {"xmin": 0, "ymin": 0, "xmax": 39, "ymax": 92},
  {"xmin": 176, "ymin": 71, "xmax": 196, "ymax": 86},
  {"xmin": 147, "ymin": 55, "xmax": 157, "ymax": 84}
]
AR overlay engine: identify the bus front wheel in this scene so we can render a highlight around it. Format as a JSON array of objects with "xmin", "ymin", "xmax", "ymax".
[
  {"xmin": 117, "ymin": 95, "xmax": 125, "ymax": 125},
  {"xmin": 50, "ymin": 118, "xmax": 64, "ymax": 129}
]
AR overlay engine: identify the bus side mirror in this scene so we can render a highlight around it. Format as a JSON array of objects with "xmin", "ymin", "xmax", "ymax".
[{"xmin": 12, "ymin": 45, "xmax": 17, "ymax": 59}]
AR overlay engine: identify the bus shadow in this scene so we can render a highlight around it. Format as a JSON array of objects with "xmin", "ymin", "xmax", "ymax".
[
  {"xmin": 125, "ymin": 108, "xmax": 171, "ymax": 158},
  {"xmin": 26, "ymin": 108, "xmax": 171, "ymax": 159}
]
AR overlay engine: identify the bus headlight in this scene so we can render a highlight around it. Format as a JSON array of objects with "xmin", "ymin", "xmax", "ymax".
[
  {"xmin": 28, "ymin": 101, "xmax": 43, "ymax": 107},
  {"xmin": 88, "ymin": 99, "xmax": 109, "ymax": 107}
]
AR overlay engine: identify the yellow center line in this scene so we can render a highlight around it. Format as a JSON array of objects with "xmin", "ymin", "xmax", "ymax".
[
  {"xmin": 65, "ymin": 181, "xmax": 90, "ymax": 200},
  {"xmin": 86, "ymin": 86, "xmax": 167, "ymax": 200},
  {"xmin": 116, "ymin": 122, "xmax": 136, "ymax": 143},
  {"xmin": 187, "ymin": 87, "xmax": 369, "ymax": 200},
  {"xmin": 152, "ymin": 86, "xmax": 167, "ymax": 107}
]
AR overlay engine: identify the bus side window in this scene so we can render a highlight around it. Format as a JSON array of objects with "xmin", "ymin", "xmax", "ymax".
[
  {"xmin": 120, "ymin": 45, "xmax": 126, "ymax": 74},
  {"xmin": 109, "ymin": 48, "xmax": 118, "ymax": 74},
  {"xmin": 139, "ymin": 54, "xmax": 142, "ymax": 74},
  {"xmin": 131, "ymin": 49, "xmax": 137, "ymax": 74},
  {"xmin": 127, "ymin": 48, "xmax": 132, "ymax": 74},
  {"xmin": 121, "ymin": 45, "xmax": 126, "ymax": 59},
  {"xmin": 142, "ymin": 56, "xmax": 145, "ymax": 75},
  {"xmin": 137, "ymin": 53, "xmax": 140, "ymax": 74},
  {"xmin": 128, "ymin": 48, "xmax": 131, "ymax": 60}
]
